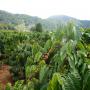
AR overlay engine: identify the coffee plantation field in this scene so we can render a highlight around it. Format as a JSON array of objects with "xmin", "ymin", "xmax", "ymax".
[{"xmin": 0, "ymin": 23, "xmax": 90, "ymax": 90}]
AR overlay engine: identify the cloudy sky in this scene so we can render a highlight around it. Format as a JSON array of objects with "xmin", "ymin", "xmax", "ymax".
[{"xmin": 0, "ymin": 0, "xmax": 90, "ymax": 20}]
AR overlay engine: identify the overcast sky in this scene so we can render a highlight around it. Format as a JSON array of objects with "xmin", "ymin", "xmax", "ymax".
[{"xmin": 0, "ymin": 0, "xmax": 90, "ymax": 20}]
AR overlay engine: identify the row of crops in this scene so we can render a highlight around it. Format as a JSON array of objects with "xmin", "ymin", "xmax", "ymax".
[{"xmin": 0, "ymin": 23, "xmax": 90, "ymax": 90}]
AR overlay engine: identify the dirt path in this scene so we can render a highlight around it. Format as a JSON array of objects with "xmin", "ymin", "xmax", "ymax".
[{"xmin": 0, "ymin": 65, "xmax": 13, "ymax": 90}]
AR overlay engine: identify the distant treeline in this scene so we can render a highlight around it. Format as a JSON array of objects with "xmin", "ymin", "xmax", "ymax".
[{"xmin": 0, "ymin": 23, "xmax": 15, "ymax": 30}]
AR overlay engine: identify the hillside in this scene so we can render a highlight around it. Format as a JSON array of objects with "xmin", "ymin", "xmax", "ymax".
[{"xmin": 0, "ymin": 10, "xmax": 90, "ymax": 30}]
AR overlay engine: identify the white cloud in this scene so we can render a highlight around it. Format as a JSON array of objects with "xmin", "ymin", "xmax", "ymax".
[{"xmin": 0, "ymin": 0, "xmax": 90, "ymax": 20}]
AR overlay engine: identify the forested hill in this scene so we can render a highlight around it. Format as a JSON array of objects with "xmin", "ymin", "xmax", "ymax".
[{"xmin": 0, "ymin": 10, "xmax": 90, "ymax": 30}]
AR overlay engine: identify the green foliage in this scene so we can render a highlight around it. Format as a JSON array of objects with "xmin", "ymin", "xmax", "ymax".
[
  {"xmin": 0, "ymin": 31, "xmax": 50, "ymax": 81},
  {"xmin": 36, "ymin": 23, "xmax": 43, "ymax": 32},
  {"xmin": 47, "ymin": 73, "xmax": 63, "ymax": 90},
  {"xmin": 0, "ymin": 23, "xmax": 15, "ymax": 30},
  {"xmin": 0, "ymin": 22, "xmax": 90, "ymax": 90},
  {"xmin": 31, "ymin": 23, "xmax": 43, "ymax": 32}
]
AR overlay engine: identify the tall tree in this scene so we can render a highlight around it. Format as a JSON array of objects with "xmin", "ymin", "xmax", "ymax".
[{"xmin": 36, "ymin": 23, "xmax": 43, "ymax": 32}]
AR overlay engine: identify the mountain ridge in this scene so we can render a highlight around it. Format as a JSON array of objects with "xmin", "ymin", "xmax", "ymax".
[{"xmin": 0, "ymin": 10, "xmax": 90, "ymax": 30}]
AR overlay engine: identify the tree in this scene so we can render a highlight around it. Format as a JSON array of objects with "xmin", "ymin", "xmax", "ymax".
[{"xmin": 36, "ymin": 23, "xmax": 43, "ymax": 32}]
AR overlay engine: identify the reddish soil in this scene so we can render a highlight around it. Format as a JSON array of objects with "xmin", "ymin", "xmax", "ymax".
[{"xmin": 0, "ymin": 65, "xmax": 13, "ymax": 90}]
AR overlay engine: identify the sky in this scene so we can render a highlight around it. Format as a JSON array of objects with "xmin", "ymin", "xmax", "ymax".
[{"xmin": 0, "ymin": 0, "xmax": 90, "ymax": 20}]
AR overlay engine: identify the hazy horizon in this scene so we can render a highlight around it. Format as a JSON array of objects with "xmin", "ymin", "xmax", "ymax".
[{"xmin": 0, "ymin": 0, "xmax": 90, "ymax": 20}]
